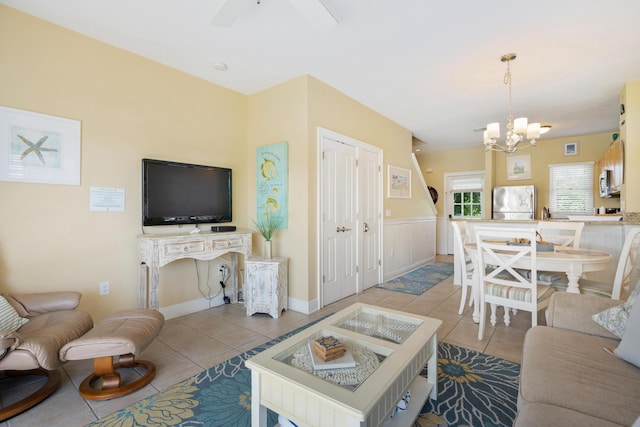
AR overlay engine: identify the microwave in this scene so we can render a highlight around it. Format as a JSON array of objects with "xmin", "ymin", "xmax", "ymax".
[{"xmin": 599, "ymin": 170, "xmax": 611, "ymax": 198}]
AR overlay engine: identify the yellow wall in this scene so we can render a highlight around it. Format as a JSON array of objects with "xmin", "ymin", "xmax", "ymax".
[
  {"xmin": 247, "ymin": 76, "xmax": 309, "ymax": 301},
  {"xmin": 247, "ymin": 76, "xmax": 432, "ymax": 305},
  {"xmin": 1, "ymin": 7, "xmax": 429, "ymax": 317},
  {"xmin": 307, "ymin": 77, "xmax": 434, "ymax": 220},
  {"xmin": 6, "ymin": 5, "xmax": 627, "ymax": 319},
  {"xmin": 0, "ymin": 6, "xmax": 248, "ymax": 320},
  {"xmin": 622, "ymin": 81, "xmax": 640, "ymax": 213},
  {"xmin": 416, "ymin": 147, "xmax": 485, "ymax": 214},
  {"xmin": 306, "ymin": 77, "xmax": 433, "ymax": 302},
  {"xmin": 418, "ymin": 132, "xmax": 618, "ymax": 218},
  {"xmin": 493, "ymin": 132, "xmax": 617, "ymax": 213}
]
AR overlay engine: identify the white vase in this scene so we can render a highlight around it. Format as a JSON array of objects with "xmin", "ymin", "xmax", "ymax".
[{"xmin": 264, "ymin": 240, "xmax": 272, "ymax": 259}]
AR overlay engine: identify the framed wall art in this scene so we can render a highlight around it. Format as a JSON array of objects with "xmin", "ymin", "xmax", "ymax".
[
  {"xmin": 506, "ymin": 154, "xmax": 532, "ymax": 181},
  {"xmin": 564, "ymin": 141, "xmax": 579, "ymax": 156},
  {"xmin": 256, "ymin": 141, "xmax": 288, "ymax": 228},
  {"xmin": 387, "ymin": 165, "xmax": 411, "ymax": 198},
  {"xmin": 0, "ymin": 106, "xmax": 81, "ymax": 185}
]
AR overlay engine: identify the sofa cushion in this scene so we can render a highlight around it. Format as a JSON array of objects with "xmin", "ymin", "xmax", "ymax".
[
  {"xmin": 615, "ymin": 302, "xmax": 640, "ymax": 368},
  {"xmin": 515, "ymin": 402, "xmax": 624, "ymax": 427},
  {"xmin": 519, "ymin": 326, "xmax": 640, "ymax": 426},
  {"xmin": 592, "ymin": 282, "xmax": 640, "ymax": 338},
  {"xmin": 0, "ymin": 295, "xmax": 28, "ymax": 332},
  {"xmin": 485, "ymin": 283, "xmax": 555, "ymax": 302}
]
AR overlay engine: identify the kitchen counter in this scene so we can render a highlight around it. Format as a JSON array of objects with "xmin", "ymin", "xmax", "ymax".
[{"xmin": 453, "ymin": 217, "xmax": 639, "ymax": 225}]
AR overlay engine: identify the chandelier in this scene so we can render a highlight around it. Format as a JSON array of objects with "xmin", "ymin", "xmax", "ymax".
[{"xmin": 483, "ymin": 53, "xmax": 541, "ymax": 155}]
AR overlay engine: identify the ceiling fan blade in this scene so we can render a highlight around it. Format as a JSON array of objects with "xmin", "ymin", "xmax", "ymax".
[
  {"xmin": 211, "ymin": 0, "xmax": 253, "ymax": 27},
  {"xmin": 288, "ymin": 0, "xmax": 338, "ymax": 31}
]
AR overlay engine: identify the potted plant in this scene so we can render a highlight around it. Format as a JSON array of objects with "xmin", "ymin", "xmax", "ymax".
[{"xmin": 253, "ymin": 212, "xmax": 283, "ymax": 259}]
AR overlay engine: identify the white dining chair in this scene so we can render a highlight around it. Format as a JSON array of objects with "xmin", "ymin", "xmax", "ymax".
[
  {"xmin": 451, "ymin": 221, "xmax": 474, "ymax": 314},
  {"xmin": 534, "ymin": 221, "xmax": 585, "ymax": 285},
  {"xmin": 536, "ymin": 221, "xmax": 584, "ymax": 247},
  {"xmin": 551, "ymin": 227, "xmax": 640, "ymax": 300},
  {"xmin": 475, "ymin": 226, "xmax": 556, "ymax": 340}
]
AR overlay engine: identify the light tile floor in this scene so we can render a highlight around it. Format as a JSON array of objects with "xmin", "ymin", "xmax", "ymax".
[{"xmin": 1, "ymin": 257, "xmax": 534, "ymax": 427}]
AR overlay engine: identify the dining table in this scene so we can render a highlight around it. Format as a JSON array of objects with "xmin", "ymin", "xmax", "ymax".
[{"xmin": 464, "ymin": 242, "xmax": 612, "ymax": 323}]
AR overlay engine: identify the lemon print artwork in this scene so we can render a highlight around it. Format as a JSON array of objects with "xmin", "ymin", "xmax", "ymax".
[
  {"xmin": 261, "ymin": 159, "xmax": 277, "ymax": 181},
  {"xmin": 265, "ymin": 197, "xmax": 279, "ymax": 212},
  {"xmin": 256, "ymin": 142, "xmax": 288, "ymax": 229}
]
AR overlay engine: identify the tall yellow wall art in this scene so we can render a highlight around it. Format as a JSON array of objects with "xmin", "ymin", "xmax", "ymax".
[{"xmin": 256, "ymin": 142, "xmax": 288, "ymax": 228}]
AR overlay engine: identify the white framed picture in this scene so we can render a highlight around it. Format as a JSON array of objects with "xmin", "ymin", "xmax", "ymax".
[
  {"xmin": 0, "ymin": 106, "xmax": 81, "ymax": 185},
  {"xmin": 387, "ymin": 165, "xmax": 411, "ymax": 198},
  {"xmin": 564, "ymin": 141, "xmax": 579, "ymax": 156},
  {"xmin": 506, "ymin": 154, "xmax": 532, "ymax": 181}
]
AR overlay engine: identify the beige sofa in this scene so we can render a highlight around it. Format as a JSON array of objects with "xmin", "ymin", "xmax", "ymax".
[{"xmin": 515, "ymin": 292, "xmax": 640, "ymax": 427}]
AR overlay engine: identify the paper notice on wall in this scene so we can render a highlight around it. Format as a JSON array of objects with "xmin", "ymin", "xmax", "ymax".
[{"xmin": 90, "ymin": 187, "xmax": 125, "ymax": 212}]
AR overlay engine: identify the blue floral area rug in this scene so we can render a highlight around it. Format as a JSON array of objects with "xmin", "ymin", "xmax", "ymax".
[
  {"xmin": 88, "ymin": 334, "xmax": 519, "ymax": 427},
  {"xmin": 376, "ymin": 262, "xmax": 455, "ymax": 295},
  {"xmin": 421, "ymin": 342, "xmax": 520, "ymax": 427}
]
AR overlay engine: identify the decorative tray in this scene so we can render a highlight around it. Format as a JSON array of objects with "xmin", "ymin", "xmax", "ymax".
[{"xmin": 506, "ymin": 240, "xmax": 554, "ymax": 252}]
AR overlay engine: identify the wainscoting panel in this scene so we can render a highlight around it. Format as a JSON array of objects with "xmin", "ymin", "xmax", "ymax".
[
  {"xmin": 580, "ymin": 224, "xmax": 625, "ymax": 283},
  {"xmin": 383, "ymin": 217, "xmax": 436, "ymax": 281}
]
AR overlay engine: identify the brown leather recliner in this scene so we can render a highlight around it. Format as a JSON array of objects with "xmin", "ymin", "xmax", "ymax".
[{"xmin": 0, "ymin": 292, "xmax": 93, "ymax": 421}]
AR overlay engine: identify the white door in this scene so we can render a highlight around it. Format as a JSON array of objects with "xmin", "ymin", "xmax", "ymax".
[
  {"xmin": 319, "ymin": 128, "xmax": 382, "ymax": 307},
  {"xmin": 321, "ymin": 137, "xmax": 357, "ymax": 305},
  {"xmin": 444, "ymin": 171, "xmax": 486, "ymax": 254},
  {"xmin": 360, "ymin": 147, "xmax": 382, "ymax": 289}
]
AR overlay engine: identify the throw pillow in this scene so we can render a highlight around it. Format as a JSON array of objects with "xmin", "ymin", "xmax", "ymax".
[
  {"xmin": 592, "ymin": 281, "xmax": 640, "ymax": 338},
  {"xmin": 0, "ymin": 295, "xmax": 29, "ymax": 332},
  {"xmin": 615, "ymin": 301, "xmax": 640, "ymax": 368}
]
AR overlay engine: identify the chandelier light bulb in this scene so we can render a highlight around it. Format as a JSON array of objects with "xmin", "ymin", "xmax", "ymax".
[
  {"xmin": 514, "ymin": 117, "xmax": 528, "ymax": 135},
  {"xmin": 527, "ymin": 123, "xmax": 541, "ymax": 139},
  {"xmin": 487, "ymin": 122, "xmax": 500, "ymax": 139}
]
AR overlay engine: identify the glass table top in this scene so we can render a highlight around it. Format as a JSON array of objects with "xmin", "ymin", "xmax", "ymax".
[
  {"xmin": 333, "ymin": 306, "xmax": 422, "ymax": 344},
  {"xmin": 270, "ymin": 305, "xmax": 424, "ymax": 391},
  {"xmin": 273, "ymin": 329, "xmax": 389, "ymax": 391}
]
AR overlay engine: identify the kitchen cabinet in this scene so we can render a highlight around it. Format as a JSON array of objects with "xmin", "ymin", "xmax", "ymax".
[{"xmin": 599, "ymin": 137, "xmax": 624, "ymax": 195}]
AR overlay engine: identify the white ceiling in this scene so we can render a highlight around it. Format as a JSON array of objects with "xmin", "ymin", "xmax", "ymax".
[{"xmin": 3, "ymin": 0, "xmax": 640, "ymax": 153}]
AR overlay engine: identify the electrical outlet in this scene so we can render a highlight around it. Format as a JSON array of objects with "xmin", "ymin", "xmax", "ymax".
[
  {"xmin": 218, "ymin": 264, "xmax": 227, "ymax": 277},
  {"xmin": 99, "ymin": 281, "xmax": 110, "ymax": 295}
]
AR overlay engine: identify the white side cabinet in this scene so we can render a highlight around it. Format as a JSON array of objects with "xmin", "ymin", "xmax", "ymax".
[{"xmin": 245, "ymin": 257, "xmax": 288, "ymax": 318}]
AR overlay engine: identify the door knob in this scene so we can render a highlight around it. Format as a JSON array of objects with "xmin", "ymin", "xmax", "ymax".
[{"xmin": 364, "ymin": 222, "xmax": 369, "ymax": 232}]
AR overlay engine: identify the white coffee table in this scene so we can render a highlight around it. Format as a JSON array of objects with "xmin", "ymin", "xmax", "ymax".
[{"xmin": 245, "ymin": 303, "xmax": 442, "ymax": 427}]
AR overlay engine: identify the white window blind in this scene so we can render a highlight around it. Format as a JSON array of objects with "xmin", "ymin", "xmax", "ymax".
[
  {"xmin": 548, "ymin": 162, "xmax": 594, "ymax": 217},
  {"xmin": 450, "ymin": 175, "xmax": 484, "ymax": 191}
]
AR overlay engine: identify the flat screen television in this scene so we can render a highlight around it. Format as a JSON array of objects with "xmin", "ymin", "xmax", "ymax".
[{"xmin": 142, "ymin": 158, "xmax": 232, "ymax": 226}]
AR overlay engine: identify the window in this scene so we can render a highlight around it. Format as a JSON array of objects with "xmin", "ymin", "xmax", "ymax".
[
  {"xmin": 449, "ymin": 174, "xmax": 484, "ymax": 218},
  {"xmin": 549, "ymin": 162, "xmax": 594, "ymax": 217},
  {"xmin": 453, "ymin": 191, "xmax": 482, "ymax": 217}
]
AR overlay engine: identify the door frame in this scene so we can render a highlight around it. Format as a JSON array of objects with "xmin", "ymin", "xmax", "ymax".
[
  {"xmin": 443, "ymin": 170, "xmax": 485, "ymax": 254},
  {"xmin": 317, "ymin": 127, "xmax": 383, "ymax": 308}
]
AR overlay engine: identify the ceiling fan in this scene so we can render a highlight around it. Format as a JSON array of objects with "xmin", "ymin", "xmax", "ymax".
[{"xmin": 211, "ymin": 0, "xmax": 338, "ymax": 31}]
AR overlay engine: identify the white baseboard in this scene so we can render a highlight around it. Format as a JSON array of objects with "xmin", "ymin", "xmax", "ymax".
[
  {"xmin": 159, "ymin": 294, "xmax": 226, "ymax": 320},
  {"xmin": 383, "ymin": 256, "xmax": 436, "ymax": 282},
  {"xmin": 287, "ymin": 296, "xmax": 319, "ymax": 315},
  {"xmin": 160, "ymin": 295, "xmax": 321, "ymax": 320}
]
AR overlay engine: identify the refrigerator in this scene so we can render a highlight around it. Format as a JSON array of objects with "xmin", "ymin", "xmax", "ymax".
[{"xmin": 492, "ymin": 185, "xmax": 536, "ymax": 220}]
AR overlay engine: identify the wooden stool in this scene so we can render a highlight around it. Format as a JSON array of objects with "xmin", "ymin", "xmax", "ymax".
[{"xmin": 59, "ymin": 309, "xmax": 164, "ymax": 400}]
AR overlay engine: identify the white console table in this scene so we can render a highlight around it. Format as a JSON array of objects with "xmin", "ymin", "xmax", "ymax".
[{"xmin": 138, "ymin": 231, "xmax": 252, "ymax": 310}]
